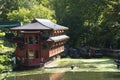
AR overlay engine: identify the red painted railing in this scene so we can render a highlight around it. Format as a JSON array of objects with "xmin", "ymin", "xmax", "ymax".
[{"xmin": 49, "ymin": 46, "xmax": 64, "ymax": 57}]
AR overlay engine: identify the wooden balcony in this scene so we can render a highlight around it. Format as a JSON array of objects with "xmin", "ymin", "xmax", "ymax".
[{"xmin": 49, "ymin": 46, "xmax": 64, "ymax": 57}]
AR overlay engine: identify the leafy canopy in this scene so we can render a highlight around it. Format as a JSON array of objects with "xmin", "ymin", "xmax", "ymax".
[{"xmin": 7, "ymin": 5, "xmax": 55, "ymax": 24}]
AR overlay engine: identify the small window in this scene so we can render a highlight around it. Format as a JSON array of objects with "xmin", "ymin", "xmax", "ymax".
[
  {"xmin": 29, "ymin": 36, "xmax": 33, "ymax": 44},
  {"xmin": 35, "ymin": 50, "xmax": 39, "ymax": 58},
  {"xmin": 35, "ymin": 36, "xmax": 39, "ymax": 44},
  {"xmin": 28, "ymin": 50, "xmax": 34, "ymax": 59}
]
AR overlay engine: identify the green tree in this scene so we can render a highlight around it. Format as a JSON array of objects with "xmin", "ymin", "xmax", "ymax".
[
  {"xmin": 0, "ymin": 0, "xmax": 39, "ymax": 21},
  {"xmin": 52, "ymin": 0, "xmax": 120, "ymax": 49},
  {"xmin": 7, "ymin": 7, "xmax": 30, "ymax": 23},
  {"xmin": 99, "ymin": 0, "xmax": 120, "ymax": 48},
  {"xmin": 7, "ymin": 5, "xmax": 55, "ymax": 24},
  {"xmin": 53, "ymin": 0, "xmax": 108, "ymax": 47}
]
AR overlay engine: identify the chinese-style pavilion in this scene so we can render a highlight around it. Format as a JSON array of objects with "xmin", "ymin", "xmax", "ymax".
[{"xmin": 9, "ymin": 18, "xmax": 69, "ymax": 67}]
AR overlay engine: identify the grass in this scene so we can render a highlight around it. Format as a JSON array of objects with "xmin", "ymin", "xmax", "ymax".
[
  {"xmin": 54, "ymin": 58, "xmax": 112, "ymax": 68},
  {"xmin": 45, "ymin": 57, "xmax": 118, "ymax": 72},
  {"xmin": 56, "ymin": 58, "xmax": 83, "ymax": 67}
]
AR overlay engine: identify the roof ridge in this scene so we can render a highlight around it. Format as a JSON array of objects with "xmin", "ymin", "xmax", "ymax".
[{"xmin": 35, "ymin": 18, "xmax": 53, "ymax": 30}]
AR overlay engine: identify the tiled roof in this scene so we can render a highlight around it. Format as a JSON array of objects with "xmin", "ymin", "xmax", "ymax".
[
  {"xmin": 11, "ymin": 22, "xmax": 51, "ymax": 31},
  {"xmin": 35, "ymin": 18, "xmax": 68, "ymax": 30},
  {"xmin": 20, "ymin": 31, "xmax": 41, "ymax": 34},
  {"xmin": 11, "ymin": 18, "xmax": 68, "ymax": 31},
  {"xmin": 48, "ymin": 35, "xmax": 69, "ymax": 42}
]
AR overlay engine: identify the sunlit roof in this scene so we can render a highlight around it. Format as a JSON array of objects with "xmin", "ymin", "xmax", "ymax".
[
  {"xmin": 48, "ymin": 35, "xmax": 69, "ymax": 42},
  {"xmin": 11, "ymin": 18, "xmax": 68, "ymax": 31}
]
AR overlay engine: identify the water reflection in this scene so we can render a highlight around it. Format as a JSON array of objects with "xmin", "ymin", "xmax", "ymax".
[
  {"xmin": 8, "ymin": 73, "xmax": 64, "ymax": 80},
  {"xmin": 8, "ymin": 72, "xmax": 120, "ymax": 80}
]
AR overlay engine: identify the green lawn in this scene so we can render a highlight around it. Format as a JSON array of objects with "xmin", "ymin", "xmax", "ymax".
[
  {"xmin": 1, "ymin": 57, "xmax": 119, "ymax": 78},
  {"xmin": 44, "ymin": 58, "xmax": 118, "ymax": 72}
]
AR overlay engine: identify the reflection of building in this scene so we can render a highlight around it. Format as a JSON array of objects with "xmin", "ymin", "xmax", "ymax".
[
  {"xmin": 9, "ymin": 72, "xmax": 64, "ymax": 80},
  {"xmin": 9, "ymin": 18, "xmax": 69, "ymax": 67},
  {"xmin": 49, "ymin": 73, "xmax": 64, "ymax": 80}
]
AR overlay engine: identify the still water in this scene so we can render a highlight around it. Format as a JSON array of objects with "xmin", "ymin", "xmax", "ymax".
[{"xmin": 7, "ymin": 72, "xmax": 120, "ymax": 80}]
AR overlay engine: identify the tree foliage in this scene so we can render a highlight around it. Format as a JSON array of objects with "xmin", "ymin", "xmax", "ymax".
[
  {"xmin": 0, "ymin": 0, "xmax": 120, "ymax": 49},
  {"xmin": 7, "ymin": 5, "xmax": 55, "ymax": 24},
  {"xmin": 53, "ymin": 0, "xmax": 120, "ymax": 48},
  {"xmin": 0, "ymin": 0, "xmax": 54, "ymax": 22},
  {"xmin": 0, "ymin": 55, "xmax": 11, "ymax": 72}
]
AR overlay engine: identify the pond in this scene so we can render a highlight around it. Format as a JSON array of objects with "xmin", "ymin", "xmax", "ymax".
[{"xmin": 7, "ymin": 72, "xmax": 120, "ymax": 80}]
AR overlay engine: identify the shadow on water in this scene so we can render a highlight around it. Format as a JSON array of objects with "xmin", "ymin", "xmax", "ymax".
[
  {"xmin": 105, "ymin": 72, "xmax": 120, "ymax": 79},
  {"xmin": 63, "ymin": 72, "xmax": 120, "ymax": 80},
  {"xmin": 7, "ymin": 72, "xmax": 120, "ymax": 80}
]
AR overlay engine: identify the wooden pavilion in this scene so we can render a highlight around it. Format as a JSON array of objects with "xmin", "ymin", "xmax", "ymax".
[{"xmin": 9, "ymin": 18, "xmax": 69, "ymax": 67}]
